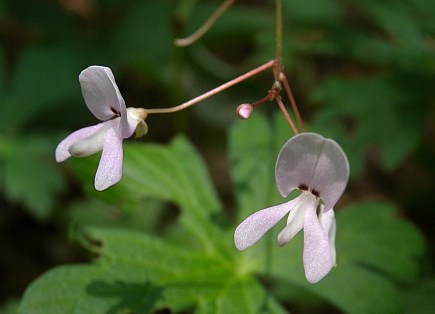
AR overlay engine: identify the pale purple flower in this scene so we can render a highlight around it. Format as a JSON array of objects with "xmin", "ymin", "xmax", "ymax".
[
  {"xmin": 55, "ymin": 66, "xmax": 148, "ymax": 191},
  {"xmin": 234, "ymin": 132, "xmax": 349, "ymax": 283}
]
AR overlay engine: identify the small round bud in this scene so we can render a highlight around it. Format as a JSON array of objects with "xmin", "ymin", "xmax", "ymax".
[{"xmin": 236, "ymin": 104, "xmax": 253, "ymax": 120}]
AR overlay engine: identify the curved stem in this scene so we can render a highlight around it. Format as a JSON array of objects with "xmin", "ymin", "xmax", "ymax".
[
  {"xmin": 175, "ymin": 0, "xmax": 236, "ymax": 47},
  {"xmin": 275, "ymin": 0, "xmax": 283, "ymax": 61},
  {"xmin": 145, "ymin": 59, "xmax": 276, "ymax": 114}
]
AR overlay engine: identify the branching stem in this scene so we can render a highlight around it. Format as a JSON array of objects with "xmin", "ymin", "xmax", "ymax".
[{"xmin": 145, "ymin": 59, "xmax": 276, "ymax": 114}]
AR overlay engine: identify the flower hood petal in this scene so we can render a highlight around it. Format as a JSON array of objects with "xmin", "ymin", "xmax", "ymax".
[
  {"xmin": 275, "ymin": 132, "xmax": 349, "ymax": 211},
  {"xmin": 79, "ymin": 66, "xmax": 126, "ymax": 122},
  {"xmin": 303, "ymin": 199, "xmax": 333, "ymax": 283},
  {"xmin": 234, "ymin": 197, "xmax": 300, "ymax": 251}
]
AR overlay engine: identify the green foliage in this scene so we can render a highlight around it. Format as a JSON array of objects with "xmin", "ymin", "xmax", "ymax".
[
  {"xmin": 0, "ymin": 136, "xmax": 64, "ymax": 220},
  {"xmin": 18, "ymin": 115, "xmax": 426, "ymax": 313},
  {"xmin": 403, "ymin": 278, "xmax": 435, "ymax": 314},
  {"xmin": 282, "ymin": 0, "xmax": 435, "ymax": 174},
  {"xmin": 1, "ymin": 0, "xmax": 434, "ymax": 312}
]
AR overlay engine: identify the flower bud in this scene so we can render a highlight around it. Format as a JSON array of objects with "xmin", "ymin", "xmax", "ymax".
[{"xmin": 236, "ymin": 103, "xmax": 253, "ymax": 120}]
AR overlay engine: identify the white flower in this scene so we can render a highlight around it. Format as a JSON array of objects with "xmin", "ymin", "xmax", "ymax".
[
  {"xmin": 55, "ymin": 66, "xmax": 147, "ymax": 191},
  {"xmin": 234, "ymin": 132, "xmax": 349, "ymax": 283}
]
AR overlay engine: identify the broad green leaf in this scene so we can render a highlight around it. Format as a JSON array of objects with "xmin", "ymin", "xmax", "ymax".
[
  {"xmin": 229, "ymin": 113, "xmax": 294, "ymax": 221},
  {"xmin": 18, "ymin": 228, "xmax": 281, "ymax": 314},
  {"xmin": 72, "ymin": 136, "xmax": 225, "ymax": 253},
  {"xmin": 67, "ymin": 198, "xmax": 164, "ymax": 233},
  {"xmin": 403, "ymin": 278, "xmax": 435, "ymax": 314},
  {"xmin": 229, "ymin": 114, "xmax": 276, "ymax": 221},
  {"xmin": 337, "ymin": 202, "xmax": 425, "ymax": 283}
]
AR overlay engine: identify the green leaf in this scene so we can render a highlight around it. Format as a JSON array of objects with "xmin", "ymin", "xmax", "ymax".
[
  {"xmin": 229, "ymin": 113, "xmax": 293, "ymax": 221},
  {"xmin": 67, "ymin": 198, "xmax": 164, "ymax": 233},
  {"xmin": 314, "ymin": 75, "xmax": 424, "ymax": 174},
  {"xmin": 403, "ymin": 278, "xmax": 435, "ymax": 314},
  {"xmin": 18, "ymin": 228, "xmax": 282, "ymax": 314},
  {"xmin": 72, "ymin": 136, "xmax": 225, "ymax": 253},
  {"xmin": 337, "ymin": 202, "xmax": 425, "ymax": 283}
]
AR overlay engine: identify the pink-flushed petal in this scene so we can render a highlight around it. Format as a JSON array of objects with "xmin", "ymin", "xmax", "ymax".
[
  {"xmin": 234, "ymin": 198, "xmax": 300, "ymax": 251},
  {"xmin": 319, "ymin": 207, "xmax": 337, "ymax": 265},
  {"xmin": 94, "ymin": 125, "xmax": 124, "ymax": 191},
  {"xmin": 79, "ymin": 66, "xmax": 126, "ymax": 121},
  {"xmin": 275, "ymin": 133, "xmax": 349, "ymax": 211},
  {"xmin": 303, "ymin": 199, "xmax": 333, "ymax": 283},
  {"xmin": 277, "ymin": 193, "xmax": 314, "ymax": 246},
  {"xmin": 55, "ymin": 123, "xmax": 107, "ymax": 162}
]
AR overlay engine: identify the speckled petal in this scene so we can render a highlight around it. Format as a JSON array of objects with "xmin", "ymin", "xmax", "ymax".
[
  {"xmin": 303, "ymin": 199, "xmax": 333, "ymax": 283},
  {"xmin": 94, "ymin": 125, "xmax": 124, "ymax": 191},
  {"xmin": 275, "ymin": 133, "xmax": 349, "ymax": 211},
  {"xmin": 234, "ymin": 198, "xmax": 299, "ymax": 251},
  {"xmin": 319, "ymin": 207, "xmax": 337, "ymax": 265},
  {"xmin": 79, "ymin": 66, "xmax": 126, "ymax": 121}
]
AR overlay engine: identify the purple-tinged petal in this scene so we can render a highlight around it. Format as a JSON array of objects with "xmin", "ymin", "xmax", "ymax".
[
  {"xmin": 302, "ymin": 198, "xmax": 333, "ymax": 283},
  {"xmin": 79, "ymin": 66, "xmax": 126, "ymax": 121},
  {"xmin": 277, "ymin": 193, "xmax": 314, "ymax": 246},
  {"xmin": 275, "ymin": 133, "xmax": 325, "ymax": 197},
  {"xmin": 234, "ymin": 198, "xmax": 299, "ymax": 251},
  {"xmin": 319, "ymin": 208, "xmax": 337, "ymax": 265},
  {"xmin": 68, "ymin": 120, "xmax": 116, "ymax": 158},
  {"xmin": 55, "ymin": 123, "xmax": 107, "ymax": 162},
  {"xmin": 275, "ymin": 133, "xmax": 349, "ymax": 211},
  {"xmin": 309, "ymin": 138, "xmax": 349, "ymax": 212},
  {"xmin": 94, "ymin": 125, "xmax": 124, "ymax": 191}
]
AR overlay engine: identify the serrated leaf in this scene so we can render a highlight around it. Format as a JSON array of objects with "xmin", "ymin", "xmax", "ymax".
[
  {"xmin": 18, "ymin": 228, "xmax": 281, "ymax": 314},
  {"xmin": 72, "ymin": 136, "xmax": 225, "ymax": 253},
  {"xmin": 337, "ymin": 202, "xmax": 425, "ymax": 283}
]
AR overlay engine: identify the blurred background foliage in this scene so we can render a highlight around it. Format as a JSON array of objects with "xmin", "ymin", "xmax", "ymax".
[{"xmin": 0, "ymin": 0, "xmax": 434, "ymax": 313}]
